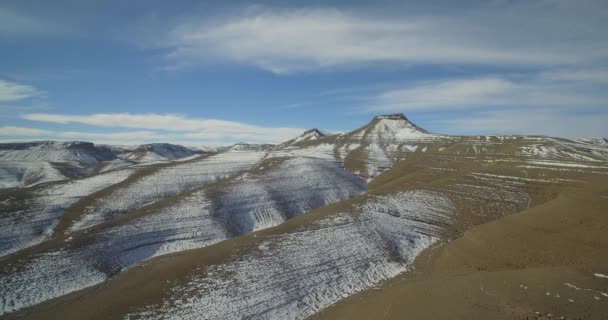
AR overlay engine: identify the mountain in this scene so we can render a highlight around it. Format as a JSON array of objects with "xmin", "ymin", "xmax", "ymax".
[
  {"xmin": 0, "ymin": 141, "xmax": 116, "ymax": 165},
  {"xmin": 346, "ymin": 113, "xmax": 432, "ymax": 142},
  {"xmin": 277, "ymin": 128, "xmax": 330, "ymax": 148},
  {"xmin": 118, "ymin": 143, "xmax": 202, "ymax": 162},
  {"xmin": 578, "ymin": 137, "xmax": 608, "ymax": 146},
  {"xmin": 269, "ymin": 113, "xmax": 608, "ymax": 181},
  {"xmin": 1, "ymin": 115, "xmax": 607, "ymax": 319},
  {"xmin": 226, "ymin": 142, "xmax": 274, "ymax": 151},
  {"xmin": 0, "ymin": 141, "xmax": 204, "ymax": 189},
  {"xmin": 0, "ymin": 141, "xmax": 117, "ymax": 188}
]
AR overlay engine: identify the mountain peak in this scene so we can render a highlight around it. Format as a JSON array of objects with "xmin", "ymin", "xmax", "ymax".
[
  {"xmin": 277, "ymin": 128, "xmax": 330, "ymax": 148},
  {"xmin": 300, "ymin": 128, "xmax": 328, "ymax": 139},
  {"xmin": 373, "ymin": 113, "xmax": 408, "ymax": 121},
  {"xmin": 292, "ymin": 128, "xmax": 327, "ymax": 144},
  {"xmin": 302, "ymin": 128, "xmax": 324, "ymax": 136},
  {"xmin": 355, "ymin": 113, "xmax": 430, "ymax": 140}
]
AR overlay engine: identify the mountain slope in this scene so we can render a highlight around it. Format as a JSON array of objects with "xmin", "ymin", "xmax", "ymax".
[
  {"xmin": 0, "ymin": 141, "xmax": 116, "ymax": 164},
  {"xmin": 0, "ymin": 141, "xmax": 117, "ymax": 188},
  {"xmin": 277, "ymin": 128, "xmax": 330, "ymax": 148},
  {"xmin": 315, "ymin": 183, "xmax": 608, "ymax": 320},
  {"xmin": 0, "ymin": 142, "xmax": 205, "ymax": 189},
  {"xmin": 118, "ymin": 143, "xmax": 201, "ymax": 162},
  {"xmin": 1, "ymin": 114, "xmax": 607, "ymax": 319}
]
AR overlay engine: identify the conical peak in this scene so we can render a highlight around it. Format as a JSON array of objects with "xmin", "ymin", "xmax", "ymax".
[
  {"xmin": 360, "ymin": 112, "xmax": 430, "ymax": 138},
  {"xmin": 302, "ymin": 128, "xmax": 325, "ymax": 137},
  {"xmin": 373, "ymin": 113, "xmax": 408, "ymax": 121}
]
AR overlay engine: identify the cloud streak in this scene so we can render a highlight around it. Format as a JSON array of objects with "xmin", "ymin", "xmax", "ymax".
[
  {"xmin": 0, "ymin": 79, "xmax": 42, "ymax": 102},
  {"xmin": 0, "ymin": 8, "xmax": 64, "ymax": 38},
  {"xmin": 153, "ymin": 2, "xmax": 608, "ymax": 73},
  {"xmin": 427, "ymin": 109, "xmax": 608, "ymax": 138},
  {"xmin": 0, "ymin": 126, "xmax": 52, "ymax": 136},
  {"xmin": 20, "ymin": 113, "xmax": 305, "ymax": 144},
  {"xmin": 364, "ymin": 75, "xmax": 608, "ymax": 112},
  {"xmin": 540, "ymin": 68, "xmax": 608, "ymax": 84}
]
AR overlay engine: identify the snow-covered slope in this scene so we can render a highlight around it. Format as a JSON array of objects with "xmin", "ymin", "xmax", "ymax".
[
  {"xmin": 277, "ymin": 128, "xmax": 330, "ymax": 148},
  {"xmin": 270, "ymin": 114, "xmax": 608, "ymax": 181},
  {"xmin": 212, "ymin": 157, "xmax": 366, "ymax": 234},
  {"xmin": 266, "ymin": 113, "xmax": 439, "ymax": 180},
  {"xmin": 226, "ymin": 143, "xmax": 274, "ymax": 152},
  {"xmin": 577, "ymin": 137, "xmax": 608, "ymax": 146},
  {"xmin": 0, "ymin": 156, "xmax": 366, "ymax": 314},
  {"xmin": 126, "ymin": 191, "xmax": 454, "ymax": 320},
  {"xmin": 0, "ymin": 168, "xmax": 136, "ymax": 257},
  {"xmin": 0, "ymin": 141, "xmax": 116, "ymax": 164},
  {"xmin": 0, "ymin": 141, "xmax": 207, "ymax": 189},
  {"xmin": 0, "ymin": 161, "xmax": 65, "ymax": 189},
  {"xmin": 0, "ymin": 141, "xmax": 118, "ymax": 188},
  {"xmin": 118, "ymin": 143, "xmax": 201, "ymax": 163},
  {"xmin": 350, "ymin": 113, "xmax": 432, "ymax": 142},
  {"xmin": 69, "ymin": 150, "xmax": 267, "ymax": 231}
]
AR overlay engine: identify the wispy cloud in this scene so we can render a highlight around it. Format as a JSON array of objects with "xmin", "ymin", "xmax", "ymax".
[
  {"xmin": 363, "ymin": 74, "xmax": 608, "ymax": 112},
  {"xmin": 427, "ymin": 109, "xmax": 608, "ymax": 138},
  {"xmin": 21, "ymin": 113, "xmax": 305, "ymax": 144},
  {"xmin": 0, "ymin": 126, "xmax": 52, "ymax": 136},
  {"xmin": 0, "ymin": 79, "xmax": 43, "ymax": 102},
  {"xmin": 359, "ymin": 68, "xmax": 608, "ymax": 137},
  {"xmin": 540, "ymin": 68, "xmax": 608, "ymax": 84},
  {"xmin": 58, "ymin": 130, "xmax": 159, "ymax": 141},
  {"xmin": 0, "ymin": 126, "xmax": 219, "ymax": 146},
  {"xmin": 152, "ymin": 2, "xmax": 608, "ymax": 73},
  {"xmin": 0, "ymin": 8, "xmax": 64, "ymax": 38}
]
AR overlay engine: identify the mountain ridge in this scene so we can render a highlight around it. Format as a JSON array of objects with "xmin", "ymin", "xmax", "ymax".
[{"xmin": 0, "ymin": 113, "xmax": 607, "ymax": 319}]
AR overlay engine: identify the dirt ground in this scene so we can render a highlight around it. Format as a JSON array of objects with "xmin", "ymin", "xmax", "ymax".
[{"xmin": 313, "ymin": 183, "xmax": 608, "ymax": 320}]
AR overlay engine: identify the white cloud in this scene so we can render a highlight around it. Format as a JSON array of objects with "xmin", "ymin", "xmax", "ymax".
[
  {"xmin": 153, "ymin": 3, "xmax": 608, "ymax": 73},
  {"xmin": 0, "ymin": 8, "xmax": 63, "ymax": 37},
  {"xmin": 58, "ymin": 130, "xmax": 159, "ymax": 140},
  {"xmin": 0, "ymin": 126, "xmax": 52, "ymax": 136},
  {"xmin": 0, "ymin": 127, "xmax": 174, "ymax": 145},
  {"xmin": 21, "ymin": 113, "xmax": 305, "ymax": 144},
  {"xmin": 540, "ymin": 68, "xmax": 608, "ymax": 84},
  {"xmin": 0, "ymin": 79, "xmax": 42, "ymax": 102},
  {"xmin": 0, "ymin": 126, "xmax": 234, "ymax": 146},
  {"xmin": 427, "ymin": 109, "xmax": 608, "ymax": 138},
  {"xmin": 364, "ymin": 76, "xmax": 608, "ymax": 112}
]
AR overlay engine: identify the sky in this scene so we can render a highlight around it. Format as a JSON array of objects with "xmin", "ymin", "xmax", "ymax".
[{"xmin": 1, "ymin": 0, "xmax": 607, "ymax": 146}]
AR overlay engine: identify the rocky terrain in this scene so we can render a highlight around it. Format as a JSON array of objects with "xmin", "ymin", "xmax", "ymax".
[{"xmin": 1, "ymin": 114, "xmax": 607, "ymax": 319}]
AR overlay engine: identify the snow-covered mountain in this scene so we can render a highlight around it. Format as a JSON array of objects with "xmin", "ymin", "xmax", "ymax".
[
  {"xmin": 0, "ymin": 141, "xmax": 116, "ymax": 164},
  {"xmin": 118, "ymin": 143, "xmax": 202, "ymax": 162},
  {"xmin": 0, "ymin": 141, "xmax": 117, "ymax": 188},
  {"xmin": 0, "ymin": 141, "xmax": 204, "ymax": 189},
  {"xmin": 347, "ymin": 113, "xmax": 432, "ymax": 142},
  {"xmin": 1, "ymin": 114, "xmax": 608, "ymax": 319},
  {"xmin": 268, "ymin": 113, "xmax": 608, "ymax": 181},
  {"xmin": 578, "ymin": 137, "xmax": 608, "ymax": 146},
  {"xmin": 265, "ymin": 113, "xmax": 440, "ymax": 180},
  {"xmin": 226, "ymin": 142, "xmax": 274, "ymax": 152},
  {"xmin": 277, "ymin": 128, "xmax": 330, "ymax": 148}
]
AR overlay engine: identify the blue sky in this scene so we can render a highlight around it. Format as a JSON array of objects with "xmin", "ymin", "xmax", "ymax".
[{"xmin": 1, "ymin": 0, "xmax": 607, "ymax": 146}]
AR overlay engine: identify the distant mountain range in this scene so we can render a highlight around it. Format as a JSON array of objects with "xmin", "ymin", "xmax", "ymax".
[
  {"xmin": 1, "ymin": 113, "xmax": 607, "ymax": 189},
  {"xmin": 0, "ymin": 141, "xmax": 203, "ymax": 189}
]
